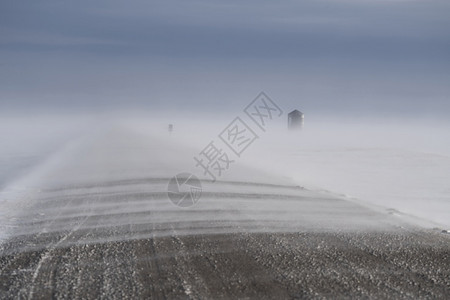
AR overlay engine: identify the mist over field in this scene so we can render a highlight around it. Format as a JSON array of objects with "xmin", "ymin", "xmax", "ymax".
[{"xmin": 1, "ymin": 111, "xmax": 449, "ymax": 244}]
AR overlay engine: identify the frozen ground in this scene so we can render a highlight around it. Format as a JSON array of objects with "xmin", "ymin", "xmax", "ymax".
[
  {"xmin": 242, "ymin": 116, "xmax": 450, "ymax": 228},
  {"xmin": 0, "ymin": 113, "xmax": 449, "ymax": 298},
  {"xmin": 0, "ymin": 114, "xmax": 92, "ymax": 188}
]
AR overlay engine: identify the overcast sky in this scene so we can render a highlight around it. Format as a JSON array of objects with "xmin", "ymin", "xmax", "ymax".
[{"xmin": 1, "ymin": 0, "xmax": 449, "ymax": 115}]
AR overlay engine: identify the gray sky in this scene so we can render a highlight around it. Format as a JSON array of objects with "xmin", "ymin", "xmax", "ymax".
[{"xmin": 1, "ymin": 0, "xmax": 449, "ymax": 115}]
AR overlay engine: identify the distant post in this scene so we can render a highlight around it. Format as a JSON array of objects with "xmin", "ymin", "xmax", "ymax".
[
  {"xmin": 288, "ymin": 110, "xmax": 304, "ymax": 130},
  {"xmin": 168, "ymin": 124, "xmax": 173, "ymax": 134}
]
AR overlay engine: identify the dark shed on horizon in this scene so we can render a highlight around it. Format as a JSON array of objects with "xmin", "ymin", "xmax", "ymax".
[{"xmin": 288, "ymin": 110, "xmax": 304, "ymax": 130}]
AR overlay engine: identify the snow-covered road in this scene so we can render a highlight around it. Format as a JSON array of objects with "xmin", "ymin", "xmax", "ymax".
[{"xmin": 0, "ymin": 119, "xmax": 449, "ymax": 298}]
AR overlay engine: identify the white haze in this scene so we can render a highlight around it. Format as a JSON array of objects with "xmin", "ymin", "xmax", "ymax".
[
  {"xmin": 139, "ymin": 112, "xmax": 450, "ymax": 227},
  {"xmin": 0, "ymin": 112, "xmax": 449, "ymax": 248}
]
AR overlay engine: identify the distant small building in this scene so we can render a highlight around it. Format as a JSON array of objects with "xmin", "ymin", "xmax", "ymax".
[{"xmin": 288, "ymin": 110, "xmax": 304, "ymax": 130}]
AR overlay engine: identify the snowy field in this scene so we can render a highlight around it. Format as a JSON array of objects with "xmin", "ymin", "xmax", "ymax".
[{"xmin": 249, "ymin": 116, "xmax": 450, "ymax": 228}]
